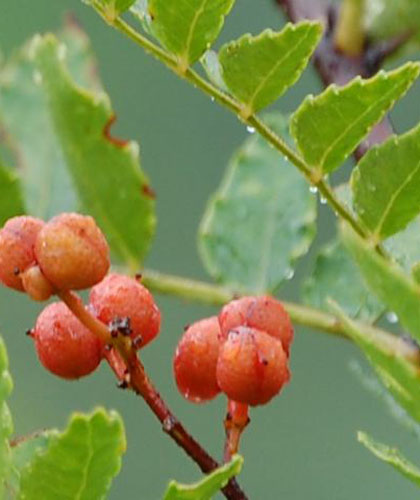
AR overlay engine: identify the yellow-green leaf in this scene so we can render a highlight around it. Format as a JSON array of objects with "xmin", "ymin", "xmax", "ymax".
[
  {"xmin": 219, "ymin": 22, "xmax": 321, "ymax": 117},
  {"xmin": 291, "ymin": 63, "xmax": 420, "ymax": 174},
  {"xmin": 0, "ymin": 337, "xmax": 13, "ymax": 498}
]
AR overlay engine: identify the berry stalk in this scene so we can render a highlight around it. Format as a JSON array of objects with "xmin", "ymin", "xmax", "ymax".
[
  {"xmin": 224, "ymin": 401, "xmax": 250, "ymax": 463},
  {"xmin": 58, "ymin": 290, "xmax": 247, "ymax": 500}
]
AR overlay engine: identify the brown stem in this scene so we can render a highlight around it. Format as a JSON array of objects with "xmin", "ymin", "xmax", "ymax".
[
  {"xmin": 223, "ymin": 400, "xmax": 250, "ymax": 463},
  {"xmin": 58, "ymin": 290, "xmax": 246, "ymax": 500}
]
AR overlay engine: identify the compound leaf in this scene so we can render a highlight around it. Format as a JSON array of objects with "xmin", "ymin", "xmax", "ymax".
[
  {"xmin": 291, "ymin": 63, "xmax": 420, "ymax": 174},
  {"xmin": 219, "ymin": 22, "xmax": 321, "ymax": 116},
  {"xmin": 148, "ymin": 0, "xmax": 235, "ymax": 69},
  {"xmin": 352, "ymin": 124, "xmax": 420, "ymax": 241}
]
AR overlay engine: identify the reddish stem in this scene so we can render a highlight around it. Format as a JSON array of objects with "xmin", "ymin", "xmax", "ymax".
[
  {"xmin": 58, "ymin": 290, "xmax": 246, "ymax": 500},
  {"xmin": 224, "ymin": 400, "xmax": 250, "ymax": 463}
]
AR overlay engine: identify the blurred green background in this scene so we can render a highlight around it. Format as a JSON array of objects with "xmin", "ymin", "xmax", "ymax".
[{"xmin": 1, "ymin": 0, "xmax": 420, "ymax": 498}]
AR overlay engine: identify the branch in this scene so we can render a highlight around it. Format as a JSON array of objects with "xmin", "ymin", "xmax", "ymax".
[{"xmin": 58, "ymin": 290, "xmax": 247, "ymax": 500}]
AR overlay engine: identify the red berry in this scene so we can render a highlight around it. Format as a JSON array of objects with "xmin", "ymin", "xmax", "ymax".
[
  {"xmin": 33, "ymin": 302, "xmax": 103, "ymax": 379},
  {"xmin": 216, "ymin": 326, "xmax": 289, "ymax": 406},
  {"xmin": 0, "ymin": 216, "xmax": 44, "ymax": 291},
  {"xmin": 174, "ymin": 317, "xmax": 221, "ymax": 403},
  {"xmin": 219, "ymin": 296, "xmax": 294, "ymax": 355},
  {"xmin": 89, "ymin": 273, "xmax": 161, "ymax": 349},
  {"xmin": 35, "ymin": 213, "xmax": 110, "ymax": 291}
]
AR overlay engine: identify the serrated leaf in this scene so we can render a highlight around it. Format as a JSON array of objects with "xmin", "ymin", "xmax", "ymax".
[
  {"xmin": 219, "ymin": 22, "xmax": 321, "ymax": 117},
  {"xmin": 163, "ymin": 455, "xmax": 243, "ymax": 500},
  {"xmin": 0, "ymin": 336, "xmax": 13, "ymax": 498},
  {"xmin": 332, "ymin": 302, "xmax": 420, "ymax": 424},
  {"xmin": 358, "ymin": 432, "xmax": 420, "ymax": 487},
  {"xmin": 341, "ymin": 222, "xmax": 420, "ymax": 342},
  {"xmin": 303, "ymin": 240, "xmax": 384, "ymax": 323},
  {"xmin": 148, "ymin": 0, "xmax": 235, "ymax": 70},
  {"xmin": 19, "ymin": 408, "xmax": 126, "ymax": 500},
  {"xmin": 199, "ymin": 114, "xmax": 316, "ymax": 293},
  {"xmin": 352, "ymin": 124, "xmax": 420, "ymax": 241},
  {"xmin": 291, "ymin": 63, "xmax": 420, "ymax": 174},
  {"xmin": 31, "ymin": 33, "xmax": 155, "ymax": 269},
  {"xmin": 0, "ymin": 163, "xmax": 24, "ymax": 225}
]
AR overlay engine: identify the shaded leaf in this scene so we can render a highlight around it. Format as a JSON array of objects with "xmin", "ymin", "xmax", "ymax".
[
  {"xmin": 303, "ymin": 240, "xmax": 384, "ymax": 323},
  {"xmin": 219, "ymin": 22, "xmax": 321, "ymax": 117},
  {"xmin": 148, "ymin": 0, "xmax": 235, "ymax": 70},
  {"xmin": 385, "ymin": 216, "xmax": 420, "ymax": 272},
  {"xmin": 201, "ymin": 50, "xmax": 228, "ymax": 92},
  {"xmin": 163, "ymin": 455, "xmax": 243, "ymax": 500},
  {"xmin": 130, "ymin": 0, "xmax": 153, "ymax": 35},
  {"xmin": 199, "ymin": 114, "xmax": 316, "ymax": 293},
  {"xmin": 19, "ymin": 408, "xmax": 126, "ymax": 500},
  {"xmin": 0, "ymin": 163, "xmax": 24, "ymax": 225},
  {"xmin": 341, "ymin": 222, "xmax": 420, "ymax": 341},
  {"xmin": 97, "ymin": 0, "xmax": 136, "ymax": 19},
  {"xmin": 332, "ymin": 302, "xmax": 420, "ymax": 424},
  {"xmin": 291, "ymin": 63, "xmax": 420, "ymax": 174},
  {"xmin": 352, "ymin": 124, "xmax": 420, "ymax": 241},
  {"xmin": 31, "ymin": 33, "xmax": 155, "ymax": 269},
  {"xmin": 358, "ymin": 432, "xmax": 420, "ymax": 487},
  {"xmin": 0, "ymin": 336, "xmax": 13, "ymax": 497}
]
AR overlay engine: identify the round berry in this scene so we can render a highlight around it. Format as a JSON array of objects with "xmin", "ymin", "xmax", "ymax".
[
  {"xmin": 89, "ymin": 273, "xmax": 160, "ymax": 349},
  {"xmin": 33, "ymin": 302, "xmax": 104, "ymax": 379},
  {"xmin": 0, "ymin": 216, "xmax": 44, "ymax": 291},
  {"xmin": 216, "ymin": 326, "xmax": 289, "ymax": 406},
  {"xmin": 35, "ymin": 213, "xmax": 110, "ymax": 291},
  {"xmin": 219, "ymin": 296, "xmax": 294, "ymax": 355},
  {"xmin": 21, "ymin": 265, "xmax": 54, "ymax": 301},
  {"xmin": 174, "ymin": 317, "xmax": 221, "ymax": 403}
]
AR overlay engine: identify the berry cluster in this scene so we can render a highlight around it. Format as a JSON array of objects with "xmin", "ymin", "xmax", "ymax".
[
  {"xmin": 174, "ymin": 296, "xmax": 293, "ymax": 407},
  {"xmin": 0, "ymin": 214, "xmax": 161, "ymax": 379}
]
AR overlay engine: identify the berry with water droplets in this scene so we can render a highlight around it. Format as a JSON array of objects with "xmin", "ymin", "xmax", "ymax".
[
  {"xmin": 0, "ymin": 216, "xmax": 44, "ymax": 291},
  {"xmin": 174, "ymin": 316, "xmax": 221, "ymax": 403},
  {"xmin": 33, "ymin": 302, "xmax": 104, "ymax": 379},
  {"xmin": 219, "ymin": 296, "xmax": 294, "ymax": 355},
  {"xmin": 35, "ymin": 213, "xmax": 110, "ymax": 291},
  {"xmin": 89, "ymin": 273, "xmax": 161, "ymax": 349},
  {"xmin": 216, "ymin": 326, "xmax": 289, "ymax": 406}
]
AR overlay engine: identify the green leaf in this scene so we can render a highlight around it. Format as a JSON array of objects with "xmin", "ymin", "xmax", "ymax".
[
  {"xmin": 163, "ymin": 455, "xmax": 243, "ymax": 500},
  {"xmin": 358, "ymin": 432, "xmax": 420, "ymax": 487},
  {"xmin": 303, "ymin": 240, "xmax": 384, "ymax": 323},
  {"xmin": 201, "ymin": 50, "xmax": 228, "ymax": 92},
  {"xmin": 19, "ymin": 408, "xmax": 126, "ymax": 500},
  {"xmin": 385, "ymin": 216, "xmax": 420, "ymax": 272},
  {"xmin": 0, "ymin": 336, "xmax": 13, "ymax": 498},
  {"xmin": 31, "ymin": 33, "xmax": 155, "ymax": 269},
  {"xmin": 199, "ymin": 114, "xmax": 316, "ymax": 293},
  {"xmin": 291, "ymin": 63, "xmax": 420, "ymax": 174},
  {"xmin": 148, "ymin": 0, "xmax": 235, "ymax": 70},
  {"xmin": 352, "ymin": 124, "xmax": 420, "ymax": 241},
  {"xmin": 219, "ymin": 22, "xmax": 321, "ymax": 117},
  {"xmin": 341, "ymin": 222, "xmax": 420, "ymax": 342},
  {"xmin": 331, "ymin": 302, "xmax": 420, "ymax": 424},
  {"xmin": 97, "ymin": 0, "xmax": 136, "ymax": 20},
  {"xmin": 0, "ymin": 163, "xmax": 24, "ymax": 225},
  {"xmin": 9, "ymin": 432, "xmax": 55, "ymax": 494}
]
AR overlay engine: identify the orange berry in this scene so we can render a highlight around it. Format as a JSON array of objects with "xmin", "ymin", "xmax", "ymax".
[
  {"xmin": 0, "ymin": 216, "xmax": 44, "ymax": 291},
  {"xmin": 216, "ymin": 327, "xmax": 290, "ymax": 406},
  {"xmin": 219, "ymin": 296, "xmax": 294, "ymax": 355},
  {"xmin": 174, "ymin": 317, "xmax": 221, "ymax": 403},
  {"xmin": 35, "ymin": 213, "xmax": 110, "ymax": 290},
  {"xmin": 89, "ymin": 273, "xmax": 161, "ymax": 349},
  {"xmin": 20, "ymin": 265, "xmax": 54, "ymax": 301},
  {"xmin": 33, "ymin": 302, "xmax": 103, "ymax": 379}
]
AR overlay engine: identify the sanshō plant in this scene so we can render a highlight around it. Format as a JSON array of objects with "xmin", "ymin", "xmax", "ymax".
[{"xmin": 1, "ymin": 0, "xmax": 420, "ymax": 497}]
